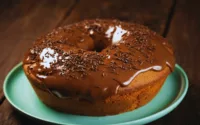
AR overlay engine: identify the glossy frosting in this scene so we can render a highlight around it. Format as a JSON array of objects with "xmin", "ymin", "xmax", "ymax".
[{"xmin": 23, "ymin": 19, "xmax": 175, "ymax": 101}]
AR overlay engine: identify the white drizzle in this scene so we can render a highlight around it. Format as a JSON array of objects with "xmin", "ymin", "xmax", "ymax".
[
  {"xmin": 52, "ymin": 90, "xmax": 69, "ymax": 99},
  {"xmin": 122, "ymin": 66, "xmax": 162, "ymax": 86},
  {"xmin": 36, "ymin": 74, "xmax": 47, "ymax": 79},
  {"xmin": 112, "ymin": 26, "xmax": 127, "ymax": 44},
  {"xmin": 105, "ymin": 25, "xmax": 128, "ymax": 44},
  {"xmin": 105, "ymin": 26, "xmax": 115, "ymax": 38},
  {"xmin": 89, "ymin": 30, "xmax": 94, "ymax": 35},
  {"xmin": 107, "ymin": 55, "xmax": 111, "ymax": 59},
  {"xmin": 40, "ymin": 48, "xmax": 58, "ymax": 68}
]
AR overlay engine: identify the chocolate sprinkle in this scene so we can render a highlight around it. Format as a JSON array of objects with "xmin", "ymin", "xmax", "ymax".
[{"xmin": 23, "ymin": 19, "xmax": 175, "ymax": 101}]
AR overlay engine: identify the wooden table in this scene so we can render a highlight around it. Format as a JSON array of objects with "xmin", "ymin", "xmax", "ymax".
[{"xmin": 0, "ymin": 0, "xmax": 199, "ymax": 124}]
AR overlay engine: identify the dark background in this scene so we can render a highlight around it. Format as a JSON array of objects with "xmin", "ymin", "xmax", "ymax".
[{"xmin": 0, "ymin": 0, "xmax": 199, "ymax": 124}]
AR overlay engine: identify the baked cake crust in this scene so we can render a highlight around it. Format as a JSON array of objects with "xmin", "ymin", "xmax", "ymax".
[{"xmin": 23, "ymin": 19, "xmax": 175, "ymax": 116}]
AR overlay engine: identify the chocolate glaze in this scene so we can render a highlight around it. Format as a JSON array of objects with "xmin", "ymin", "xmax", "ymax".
[{"xmin": 23, "ymin": 19, "xmax": 175, "ymax": 101}]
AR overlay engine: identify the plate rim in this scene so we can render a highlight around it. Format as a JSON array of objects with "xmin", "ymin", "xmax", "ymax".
[{"xmin": 3, "ymin": 63, "xmax": 189, "ymax": 125}]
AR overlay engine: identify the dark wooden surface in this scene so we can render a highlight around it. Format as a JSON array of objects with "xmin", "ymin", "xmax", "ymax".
[{"xmin": 0, "ymin": 0, "xmax": 199, "ymax": 124}]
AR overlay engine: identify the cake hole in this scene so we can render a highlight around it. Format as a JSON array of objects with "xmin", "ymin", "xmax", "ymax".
[
  {"xmin": 89, "ymin": 28, "xmax": 112, "ymax": 52},
  {"xmin": 94, "ymin": 40, "xmax": 108, "ymax": 52},
  {"xmin": 91, "ymin": 37, "xmax": 111, "ymax": 52}
]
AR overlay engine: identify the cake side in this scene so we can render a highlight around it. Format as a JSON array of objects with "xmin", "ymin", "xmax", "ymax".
[{"xmin": 23, "ymin": 19, "xmax": 175, "ymax": 115}]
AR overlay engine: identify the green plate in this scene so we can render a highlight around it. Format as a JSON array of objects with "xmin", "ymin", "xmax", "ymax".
[{"xmin": 3, "ymin": 63, "xmax": 188, "ymax": 125}]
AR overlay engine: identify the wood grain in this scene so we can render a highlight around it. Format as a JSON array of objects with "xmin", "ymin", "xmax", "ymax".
[
  {"xmin": 0, "ymin": 0, "xmax": 175, "ymax": 125},
  {"xmin": 1, "ymin": 0, "xmax": 200, "ymax": 124},
  {"xmin": 0, "ymin": 0, "xmax": 77, "ymax": 124},
  {"xmin": 151, "ymin": 0, "xmax": 200, "ymax": 124},
  {"xmin": 0, "ymin": 0, "xmax": 76, "ymax": 97},
  {"xmin": 0, "ymin": 100, "xmax": 37, "ymax": 125},
  {"xmin": 0, "ymin": 100, "xmax": 56, "ymax": 125},
  {"xmin": 61, "ymin": 0, "xmax": 173, "ymax": 35},
  {"xmin": 161, "ymin": 0, "xmax": 200, "ymax": 124}
]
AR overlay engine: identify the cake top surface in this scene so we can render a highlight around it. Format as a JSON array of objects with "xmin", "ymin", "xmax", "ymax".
[{"xmin": 23, "ymin": 19, "xmax": 175, "ymax": 101}]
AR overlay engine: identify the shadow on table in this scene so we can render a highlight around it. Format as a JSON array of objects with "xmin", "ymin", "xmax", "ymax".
[{"xmin": 12, "ymin": 109, "xmax": 54, "ymax": 125}]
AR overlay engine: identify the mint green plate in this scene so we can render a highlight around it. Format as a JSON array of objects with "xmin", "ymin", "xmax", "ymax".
[{"xmin": 4, "ymin": 63, "xmax": 188, "ymax": 125}]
